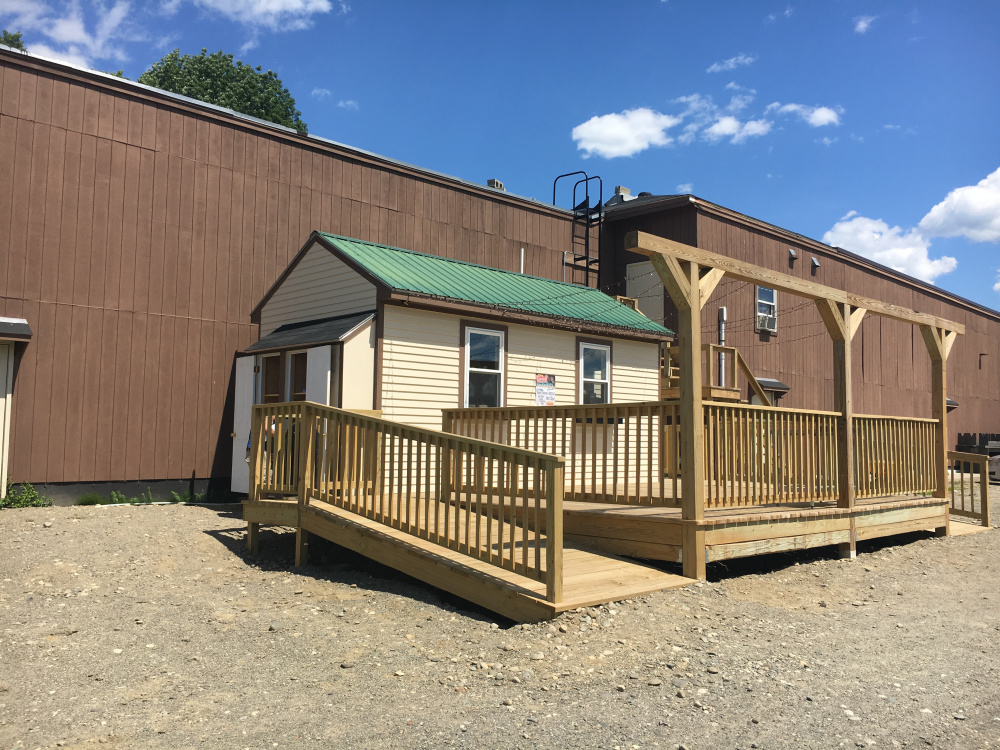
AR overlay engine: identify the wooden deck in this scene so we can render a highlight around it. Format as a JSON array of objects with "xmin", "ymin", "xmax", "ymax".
[{"xmin": 244, "ymin": 497, "xmax": 690, "ymax": 621}]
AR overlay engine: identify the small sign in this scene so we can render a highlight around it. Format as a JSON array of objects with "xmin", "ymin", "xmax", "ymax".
[{"xmin": 535, "ymin": 374, "xmax": 556, "ymax": 406}]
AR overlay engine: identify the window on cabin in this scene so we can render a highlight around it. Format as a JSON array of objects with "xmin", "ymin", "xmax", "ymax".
[
  {"xmin": 756, "ymin": 286, "xmax": 777, "ymax": 332},
  {"xmin": 580, "ymin": 342, "xmax": 611, "ymax": 404},
  {"xmin": 465, "ymin": 328, "xmax": 504, "ymax": 407}
]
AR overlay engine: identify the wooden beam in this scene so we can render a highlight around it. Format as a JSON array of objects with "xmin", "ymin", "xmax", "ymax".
[
  {"xmin": 626, "ymin": 231, "xmax": 965, "ymax": 335},
  {"xmin": 849, "ymin": 307, "xmax": 867, "ymax": 341},
  {"xmin": 650, "ymin": 253, "xmax": 692, "ymax": 311},
  {"xmin": 698, "ymin": 267, "xmax": 726, "ymax": 307},
  {"xmin": 816, "ymin": 298, "xmax": 847, "ymax": 342},
  {"xmin": 943, "ymin": 330, "xmax": 957, "ymax": 360}
]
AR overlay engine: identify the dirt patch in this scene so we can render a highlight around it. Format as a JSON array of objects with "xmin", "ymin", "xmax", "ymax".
[{"xmin": 2, "ymin": 503, "xmax": 999, "ymax": 749}]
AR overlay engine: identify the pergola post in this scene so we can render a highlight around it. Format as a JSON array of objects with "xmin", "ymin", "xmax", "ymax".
[
  {"xmin": 650, "ymin": 254, "xmax": 706, "ymax": 579},
  {"xmin": 817, "ymin": 300, "xmax": 860, "ymax": 557},
  {"xmin": 921, "ymin": 325, "xmax": 954, "ymax": 535}
]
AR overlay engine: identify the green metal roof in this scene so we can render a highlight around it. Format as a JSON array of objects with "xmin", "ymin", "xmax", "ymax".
[{"xmin": 318, "ymin": 233, "xmax": 672, "ymax": 337}]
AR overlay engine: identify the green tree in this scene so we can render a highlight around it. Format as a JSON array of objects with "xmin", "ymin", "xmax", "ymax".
[
  {"xmin": 138, "ymin": 49, "xmax": 306, "ymax": 131},
  {"xmin": 1, "ymin": 29, "xmax": 27, "ymax": 51}
]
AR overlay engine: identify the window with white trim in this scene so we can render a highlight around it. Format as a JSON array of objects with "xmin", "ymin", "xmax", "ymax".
[
  {"xmin": 464, "ymin": 328, "xmax": 504, "ymax": 407},
  {"xmin": 756, "ymin": 286, "xmax": 777, "ymax": 332},
  {"xmin": 579, "ymin": 342, "xmax": 611, "ymax": 404}
]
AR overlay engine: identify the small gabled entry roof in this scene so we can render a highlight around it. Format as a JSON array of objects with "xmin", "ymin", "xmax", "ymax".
[
  {"xmin": 252, "ymin": 233, "xmax": 673, "ymax": 340},
  {"xmin": 246, "ymin": 311, "xmax": 375, "ymax": 354}
]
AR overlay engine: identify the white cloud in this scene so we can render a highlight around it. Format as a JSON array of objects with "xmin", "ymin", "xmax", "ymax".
[
  {"xmin": 918, "ymin": 167, "xmax": 1000, "ymax": 243},
  {"xmin": 571, "ymin": 107, "xmax": 681, "ymax": 158},
  {"xmin": 703, "ymin": 115, "xmax": 772, "ymax": 144},
  {"xmin": 726, "ymin": 93, "xmax": 754, "ymax": 112},
  {"xmin": 854, "ymin": 15, "xmax": 877, "ymax": 33},
  {"xmin": 311, "ymin": 87, "xmax": 331, "ymax": 99},
  {"xmin": 337, "ymin": 98, "xmax": 358, "ymax": 111},
  {"xmin": 191, "ymin": 0, "xmax": 333, "ymax": 30},
  {"xmin": 883, "ymin": 123, "xmax": 901, "ymax": 130},
  {"xmin": 3, "ymin": 0, "xmax": 135, "ymax": 67},
  {"xmin": 707, "ymin": 53, "xmax": 756, "ymax": 74},
  {"xmin": 676, "ymin": 183, "xmax": 693, "ymax": 194},
  {"xmin": 823, "ymin": 211, "xmax": 957, "ymax": 283},
  {"xmin": 766, "ymin": 6, "xmax": 793, "ymax": 23},
  {"xmin": 767, "ymin": 102, "xmax": 842, "ymax": 127},
  {"xmin": 817, "ymin": 136, "xmax": 838, "ymax": 146}
]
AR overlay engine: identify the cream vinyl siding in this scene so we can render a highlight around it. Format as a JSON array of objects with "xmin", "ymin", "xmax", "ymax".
[
  {"xmin": 380, "ymin": 306, "xmax": 661, "ymax": 431},
  {"xmin": 342, "ymin": 320, "xmax": 375, "ymax": 410},
  {"xmin": 259, "ymin": 242, "xmax": 377, "ymax": 336},
  {"xmin": 382, "ymin": 306, "xmax": 462, "ymax": 431},
  {"xmin": 611, "ymin": 338, "xmax": 662, "ymax": 403}
]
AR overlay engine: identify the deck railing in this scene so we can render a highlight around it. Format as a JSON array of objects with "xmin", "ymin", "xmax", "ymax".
[
  {"xmin": 946, "ymin": 450, "xmax": 991, "ymax": 527},
  {"xmin": 443, "ymin": 402, "xmax": 680, "ymax": 506},
  {"xmin": 250, "ymin": 402, "xmax": 565, "ymax": 602},
  {"xmin": 703, "ymin": 402, "xmax": 839, "ymax": 507},
  {"xmin": 853, "ymin": 415, "xmax": 938, "ymax": 498}
]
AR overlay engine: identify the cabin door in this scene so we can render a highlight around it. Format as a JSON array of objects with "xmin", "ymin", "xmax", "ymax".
[{"xmin": 231, "ymin": 355, "xmax": 255, "ymax": 495}]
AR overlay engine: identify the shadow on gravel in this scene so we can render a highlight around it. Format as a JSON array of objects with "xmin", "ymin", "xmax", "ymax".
[{"xmin": 203, "ymin": 524, "xmax": 516, "ymax": 627}]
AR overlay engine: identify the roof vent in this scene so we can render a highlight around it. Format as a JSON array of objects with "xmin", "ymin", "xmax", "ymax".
[
  {"xmin": 487, "ymin": 178, "xmax": 505, "ymax": 191},
  {"xmin": 638, "ymin": 191, "xmax": 653, "ymax": 198},
  {"xmin": 614, "ymin": 186, "xmax": 631, "ymax": 196},
  {"xmin": 615, "ymin": 295, "xmax": 640, "ymax": 312}
]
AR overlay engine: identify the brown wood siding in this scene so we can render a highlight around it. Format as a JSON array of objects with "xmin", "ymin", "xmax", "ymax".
[
  {"xmin": 607, "ymin": 207, "xmax": 1000, "ymax": 449},
  {"xmin": 0, "ymin": 54, "xmax": 584, "ymax": 484}
]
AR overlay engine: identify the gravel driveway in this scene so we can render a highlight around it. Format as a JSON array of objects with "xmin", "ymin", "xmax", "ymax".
[{"xmin": 2, "ymin": 502, "xmax": 998, "ymax": 749}]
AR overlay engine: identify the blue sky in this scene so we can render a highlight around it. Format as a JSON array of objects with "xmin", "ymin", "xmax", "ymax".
[{"xmin": 3, "ymin": 0, "xmax": 1000, "ymax": 307}]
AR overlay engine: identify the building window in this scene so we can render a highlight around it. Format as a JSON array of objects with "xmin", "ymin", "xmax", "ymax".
[
  {"xmin": 464, "ymin": 327, "xmax": 504, "ymax": 407},
  {"xmin": 756, "ymin": 286, "xmax": 777, "ymax": 332},
  {"xmin": 579, "ymin": 342, "xmax": 611, "ymax": 404}
]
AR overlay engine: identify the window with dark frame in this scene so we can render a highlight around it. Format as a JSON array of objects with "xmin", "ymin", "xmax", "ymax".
[
  {"xmin": 288, "ymin": 351, "xmax": 308, "ymax": 401},
  {"xmin": 465, "ymin": 328, "xmax": 504, "ymax": 408},
  {"xmin": 579, "ymin": 342, "xmax": 611, "ymax": 404},
  {"xmin": 756, "ymin": 286, "xmax": 777, "ymax": 332},
  {"xmin": 260, "ymin": 355, "xmax": 282, "ymax": 403}
]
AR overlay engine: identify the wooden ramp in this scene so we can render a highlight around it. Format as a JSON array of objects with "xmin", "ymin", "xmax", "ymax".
[{"xmin": 245, "ymin": 498, "xmax": 690, "ymax": 622}]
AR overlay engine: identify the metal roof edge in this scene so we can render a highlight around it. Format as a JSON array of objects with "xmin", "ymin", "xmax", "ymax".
[{"xmin": 0, "ymin": 47, "xmax": 574, "ymax": 220}]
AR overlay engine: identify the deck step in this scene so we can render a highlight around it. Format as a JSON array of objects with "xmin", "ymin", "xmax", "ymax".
[{"xmin": 245, "ymin": 499, "xmax": 690, "ymax": 621}]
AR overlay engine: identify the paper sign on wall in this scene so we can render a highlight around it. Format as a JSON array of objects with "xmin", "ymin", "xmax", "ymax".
[{"xmin": 535, "ymin": 374, "xmax": 556, "ymax": 406}]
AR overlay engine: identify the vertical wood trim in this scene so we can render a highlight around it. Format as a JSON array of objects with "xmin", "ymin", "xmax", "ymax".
[{"xmin": 373, "ymin": 300, "xmax": 384, "ymax": 409}]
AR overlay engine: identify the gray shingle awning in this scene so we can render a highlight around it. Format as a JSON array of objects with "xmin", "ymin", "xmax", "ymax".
[
  {"xmin": 0, "ymin": 317, "xmax": 32, "ymax": 341},
  {"xmin": 246, "ymin": 311, "xmax": 375, "ymax": 353},
  {"xmin": 755, "ymin": 377, "xmax": 790, "ymax": 392}
]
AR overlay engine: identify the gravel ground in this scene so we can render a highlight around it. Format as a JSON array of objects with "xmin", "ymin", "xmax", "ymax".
[{"xmin": 2, "ymin": 501, "xmax": 999, "ymax": 750}]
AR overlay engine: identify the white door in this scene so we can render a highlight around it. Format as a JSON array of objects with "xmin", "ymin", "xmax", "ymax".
[
  {"xmin": 231, "ymin": 355, "xmax": 255, "ymax": 494},
  {"xmin": 0, "ymin": 343, "xmax": 12, "ymax": 498},
  {"xmin": 305, "ymin": 345, "xmax": 332, "ymax": 405}
]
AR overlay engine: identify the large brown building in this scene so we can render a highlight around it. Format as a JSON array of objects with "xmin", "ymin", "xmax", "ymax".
[{"xmin": 0, "ymin": 48, "xmax": 996, "ymax": 494}]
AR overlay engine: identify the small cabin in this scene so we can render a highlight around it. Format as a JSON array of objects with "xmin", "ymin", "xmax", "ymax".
[{"xmin": 231, "ymin": 232, "xmax": 673, "ymax": 492}]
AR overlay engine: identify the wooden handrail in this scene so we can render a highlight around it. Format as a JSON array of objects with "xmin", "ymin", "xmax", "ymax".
[
  {"xmin": 947, "ymin": 450, "xmax": 991, "ymax": 527},
  {"xmin": 251, "ymin": 402, "xmax": 565, "ymax": 601},
  {"xmin": 853, "ymin": 416, "xmax": 937, "ymax": 499}
]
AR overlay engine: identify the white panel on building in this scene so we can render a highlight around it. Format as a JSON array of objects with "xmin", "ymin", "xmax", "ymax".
[
  {"xmin": 231, "ymin": 355, "xmax": 255, "ymax": 495},
  {"xmin": 306, "ymin": 345, "xmax": 332, "ymax": 405}
]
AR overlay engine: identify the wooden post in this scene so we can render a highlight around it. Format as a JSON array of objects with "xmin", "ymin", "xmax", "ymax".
[
  {"xmin": 295, "ymin": 404, "xmax": 316, "ymax": 567},
  {"xmin": 920, "ymin": 325, "xmax": 951, "ymax": 536},
  {"xmin": 247, "ymin": 522, "xmax": 259, "ymax": 554},
  {"xmin": 980, "ymin": 458, "xmax": 991, "ymax": 528},
  {"xmin": 546, "ymin": 461, "xmax": 564, "ymax": 604},
  {"xmin": 649, "ymin": 254, "xmax": 706, "ymax": 579},
  {"xmin": 816, "ymin": 299, "xmax": 856, "ymax": 558},
  {"xmin": 249, "ymin": 406, "xmax": 261, "ymax": 503}
]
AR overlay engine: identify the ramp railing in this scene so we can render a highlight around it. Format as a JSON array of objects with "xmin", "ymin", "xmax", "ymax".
[
  {"xmin": 250, "ymin": 402, "xmax": 565, "ymax": 602},
  {"xmin": 946, "ymin": 450, "xmax": 991, "ymax": 527}
]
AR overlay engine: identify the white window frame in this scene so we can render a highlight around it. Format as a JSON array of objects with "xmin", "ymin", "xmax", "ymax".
[
  {"xmin": 464, "ymin": 327, "xmax": 505, "ymax": 408},
  {"xmin": 579, "ymin": 342, "xmax": 611, "ymax": 405},
  {"xmin": 756, "ymin": 286, "xmax": 777, "ymax": 333}
]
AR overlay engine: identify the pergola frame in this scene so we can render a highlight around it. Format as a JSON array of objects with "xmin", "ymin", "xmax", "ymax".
[{"xmin": 625, "ymin": 231, "xmax": 964, "ymax": 579}]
